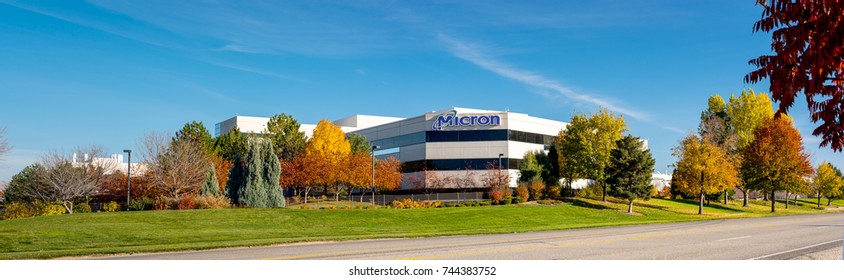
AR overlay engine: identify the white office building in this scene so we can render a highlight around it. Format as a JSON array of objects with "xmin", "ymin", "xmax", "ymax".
[{"xmin": 216, "ymin": 107, "xmax": 568, "ymax": 190}]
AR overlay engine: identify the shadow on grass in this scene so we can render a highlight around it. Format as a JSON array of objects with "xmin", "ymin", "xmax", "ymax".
[
  {"xmin": 670, "ymin": 199, "xmax": 744, "ymax": 213},
  {"xmin": 570, "ymin": 199, "xmax": 614, "ymax": 210}
]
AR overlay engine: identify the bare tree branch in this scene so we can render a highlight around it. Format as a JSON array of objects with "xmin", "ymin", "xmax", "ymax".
[
  {"xmin": 142, "ymin": 132, "xmax": 209, "ymax": 200},
  {"xmin": 0, "ymin": 127, "xmax": 11, "ymax": 161}
]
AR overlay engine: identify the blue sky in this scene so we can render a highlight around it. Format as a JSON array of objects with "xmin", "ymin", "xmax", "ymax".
[{"xmin": 0, "ymin": 0, "xmax": 840, "ymax": 182}]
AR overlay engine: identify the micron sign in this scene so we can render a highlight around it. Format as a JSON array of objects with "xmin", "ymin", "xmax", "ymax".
[{"xmin": 431, "ymin": 109, "xmax": 501, "ymax": 130}]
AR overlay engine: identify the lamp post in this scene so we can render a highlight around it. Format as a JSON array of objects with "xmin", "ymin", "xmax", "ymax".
[
  {"xmin": 498, "ymin": 153, "xmax": 504, "ymax": 187},
  {"xmin": 123, "ymin": 149, "xmax": 132, "ymax": 207},
  {"xmin": 371, "ymin": 145, "xmax": 380, "ymax": 205}
]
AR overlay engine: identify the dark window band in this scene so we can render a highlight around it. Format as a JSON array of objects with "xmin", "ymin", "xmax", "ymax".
[
  {"xmin": 401, "ymin": 158, "xmax": 520, "ymax": 173},
  {"xmin": 369, "ymin": 129, "xmax": 556, "ymax": 150}
]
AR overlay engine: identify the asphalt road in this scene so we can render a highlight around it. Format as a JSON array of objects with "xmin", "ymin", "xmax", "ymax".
[{"xmin": 88, "ymin": 212, "xmax": 844, "ymax": 260}]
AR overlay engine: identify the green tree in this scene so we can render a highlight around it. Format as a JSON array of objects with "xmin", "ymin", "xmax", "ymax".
[
  {"xmin": 174, "ymin": 121, "xmax": 216, "ymax": 157},
  {"xmin": 518, "ymin": 150, "xmax": 542, "ymax": 183},
  {"xmin": 561, "ymin": 107, "xmax": 627, "ymax": 202},
  {"xmin": 606, "ymin": 135, "xmax": 656, "ymax": 213},
  {"xmin": 725, "ymin": 89, "xmax": 774, "ymax": 207},
  {"xmin": 261, "ymin": 140, "xmax": 285, "ymax": 207},
  {"xmin": 215, "ymin": 126, "xmax": 248, "ymax": 161},
  {"xmin": 238, "ymin": 139, "xmax": 268, "ymax": 207},
  {"xmin": 200, "ymin": 164, "xmax": 220, "ymax": 197},
  {"xmin": 347, "ymin": 133, "xmax": 370, "ymax": 155},
  {"xmin": 265, "ymin": 113, "xmax": 308, "ymax": 161},
  {"xmin": 3, "ymin": 164, "xmax": 49, "ymax": 203},
  {"xmin": 556, "ymin": 130, "xmax": 580, "ymax": 198},
  {"xmin": 225, "ymin": 154, "xmax": 245, "ymax": 204},
  {"xmin": 543, "ymin": 143, "xmax": 561, "ymax": 187},
  {"xmin": 700, "ymin": 94, "xmax": 739, "ymax": 205}
]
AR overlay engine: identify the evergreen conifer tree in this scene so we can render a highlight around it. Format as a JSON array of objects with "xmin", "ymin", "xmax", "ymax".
[
  {"xmin": 200, "ymin": 164, "xmax": 220, "ymax": 196},
  {"xmin": 225, "ymin": 155, "xmax": 244, "ymax": 204},
  {"xmin": 239, "ymin": 139, "xmax": 268, "ymax": 207},
  {"xmin": 262, "ymin": 141, "xmax": 285, "ymax": 207}
]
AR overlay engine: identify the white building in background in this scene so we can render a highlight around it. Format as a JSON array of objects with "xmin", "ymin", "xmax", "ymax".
[
  {"xmin": 72, "ymin": 153, "xmax": 146, "ymax": 176},
  {"xmin": 217, "ymin": 107, "xmax": 572, "ymax": 189}
]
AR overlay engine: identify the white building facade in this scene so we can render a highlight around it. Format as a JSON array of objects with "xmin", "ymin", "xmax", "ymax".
[{"xmin": 216, "ymin": 107, "xmax": 568, "ymax": 190}]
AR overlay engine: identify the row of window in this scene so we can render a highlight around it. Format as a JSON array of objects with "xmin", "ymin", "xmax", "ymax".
[
  {"xmin": 400, "ymin": 158, "xmax": 521, "ymax": 173},
  {"xmin": 370, "ymin": 129, "xmax": 555, "ymax": 150}
]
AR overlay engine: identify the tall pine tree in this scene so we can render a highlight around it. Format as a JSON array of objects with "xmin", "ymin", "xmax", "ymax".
[
  {"xmin": 201, "ymin": 164, "xmax": 220, "ymax": 196},
  {"xmin": 606, "ymin": 135, "xmax": 656, "ymax": 213},
  {"xmin": 239, "ymin": 139, "xmax": 268, "ymax": 207},
  {"xmin": 262, "ymin": 140, "xmax": 285, "ymax": 207}
]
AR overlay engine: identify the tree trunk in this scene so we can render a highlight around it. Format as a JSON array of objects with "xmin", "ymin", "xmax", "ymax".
[
  {"xmin": 699, "ymin": 190, "xmax": 704, "ymax": 215},
  {"xmin": 818, "ymin": 193, "xmax": 822, "ymax": 209},
  {"xmin": 741, "ymin": 187, "xmax": 748, "ymax": 207},
  {"xmin": 771, "ymin": 190, "xmax": 776, "ymax": 213},
  {"xmin": 602, "ymin": 182, "xmax": 607, "ymax": 202},
  {"xmin": 724, "ymin": 190, "xmax": 728, "ymax": 205},
  {"xmin": 785, "ymin": 191, "xmax": 789, "ymax": 209},
  {"xmin": 828, "ymin": 198, "xmax": 833, "ymax": 206},
  {"xmin": 628, "ymin": 199, "xmax": 634, "ymax": 214}
]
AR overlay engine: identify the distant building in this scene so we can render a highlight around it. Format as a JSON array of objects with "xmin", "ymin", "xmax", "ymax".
[{"xmin": 72, "ymin": 153, "xmax": 146, "ymax": 176}]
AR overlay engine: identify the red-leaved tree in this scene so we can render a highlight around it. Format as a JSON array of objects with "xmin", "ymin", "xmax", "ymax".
[{"xmin": 746, "ymin": 0, "xmax": 844, "ymax": 150}]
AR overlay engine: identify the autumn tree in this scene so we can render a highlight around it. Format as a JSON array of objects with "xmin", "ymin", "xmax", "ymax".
[
  {"xmin": 814, "ymin": 164, "xmax": 844, "ymax": 207},
  {"xmin": 746, "ymin": 0, "xmax": 844, "ymax": 151},
  {"xmin": 279, "ymin": 152, "xmax": 329, "ymax": 204},
  {"xmin": 725, "ymin": 90, "xmax": 774, "ymax": 206},
  {"xmin": 143, "ymin": 132, "xmax": 208, "ymax": 201},
  {"xmin": 26, "ymin": 146, "xmax": 112, "ymax": 213},
  {"xmin": 606, "ymin": 135, "xmax": 656, "ymax": 213},
  {"xmin": 560, "ymin": 107, "xmax": 627, "ymax": 202},
  {"xmin": 305, "ymin": 119, "xmax": 351, "ymax": 196},
  {"xmin": 672, "ymin": 135, "xmax": 738, "ymax": 215},
  {"xmin": 374, "ymin": 157, "xmax": 403, "ymax": 193},
  {"xmin": 741, "ymin": 117, "xmax": 813, "ymax": 212},
  {"xmin": 265, "ymin": 113, "xmax": 308, "ymax": 161}
]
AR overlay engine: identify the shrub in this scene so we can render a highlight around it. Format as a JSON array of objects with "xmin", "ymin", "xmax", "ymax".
[
  {"xmin": 546, "ymin": 185, "xmax": 561, "ymax": 200},
  {"xmin": 129, "ymin": 197, "xmax": 155, "ymax": 211},
  {"xmin": 154, "ymin": 197, "xmax": 179, "ymax": 210},
  {"xmin": 389, "ymin": 198, "xmax": 441, "ymax": 209},
  {"xmin": 355, "ymin": 205, "xmax": 365, "ymax": 209},
  {"xmin": 40, "ymin": 204, "xmax": 67, "ymax": 216},
  {"xmin": 2, "ymin": 202, "xmax": 34, "ymax": 220},
  {"xmin": 75, "ymin": 203, "xmax": 92, "ymax": 213},
  {"xmin": 342, "ymin": 205, "xmax": 352, "ymax": 210},
  {"xmin": 501, "ymin": 197, "xmax": 513, "ymax": 205},
  {"xmin": 577, "ymin": 182, "xmax": 603, "ymax": 199},
  {"xmin": 101, "ymin": 201, "xmax": 121, "ymax": 212},
  {"xmin": 480, "ymin": 201, "xmax": 492, "ymax": 206},
  {"xmin": 513, "ymin": 196, "xmax": 524, "ymax": 204},
  {"xmin": 194, "ymin": 196, "xmax": 232, "ymax": 209},
  {"xmin": 367, "ymin": 204, "xmax": 378, "ymax": 209},
  {"xmin": 490, "ymin": 189, "xmax": 504, "ymax": 202},
  {"xmin": 300, "ymin": 204, "xmax": 309, "ymax": 209},
  {"xmin": 178, "ymin": 196, "xmax": 196, "ymax": 210},
  {"xmin": 328, "ymin": 205, "xmax": 336, "ymax": 210},
  {"xmin": 528, "ymin": 180, "xmax": 545, "ymax": 201},
  {"xmin": 516, "ymin": 185, "xmax": 530, "ymax": 202}
]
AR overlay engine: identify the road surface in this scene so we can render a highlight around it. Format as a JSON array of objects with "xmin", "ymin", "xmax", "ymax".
[{"xmin": 87, "ymin": 212, "xmax": 844, "ymax": 260}]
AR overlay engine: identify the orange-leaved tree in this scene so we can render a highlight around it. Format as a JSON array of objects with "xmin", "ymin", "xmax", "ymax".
[
  {"xmin": 672, "ymin": 134, "xmax": 738, "ymax": 215},
  {"xmin": 741, "ymin": 117, "xmax": 813, "ymax": 212},
  {"xmin": 305, "ymin": 120, "xmax": 350, "ymax": 197}
]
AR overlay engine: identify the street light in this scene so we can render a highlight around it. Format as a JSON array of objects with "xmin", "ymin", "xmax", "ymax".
[
  {"xmin": 123, "ymin": 149, "xmax": 132, "ymax": 207},
  {"xmin": 371, "ymin": 145, "xmax": 380, "ymax": 205},
  {"xmin": 498, "ymin": 153, "xmax": 504, "ymax": 187}
]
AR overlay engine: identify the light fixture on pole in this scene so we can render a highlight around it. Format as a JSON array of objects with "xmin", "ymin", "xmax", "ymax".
[
  {"xmin": 371, "ymin": 145, "xmax": 380, "ymax": 205},
  {"xmin": 123, "ymin": 149, "xmax": 132, "ymax": 207}
]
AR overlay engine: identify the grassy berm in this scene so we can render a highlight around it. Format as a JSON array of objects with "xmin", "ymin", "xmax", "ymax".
[{"xmin": 1, "ymin": 197, "xmax": 842, "ymax": 259}]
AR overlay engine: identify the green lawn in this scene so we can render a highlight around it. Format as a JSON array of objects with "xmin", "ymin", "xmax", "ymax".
[{"xmin": 1, "ymin": 197, "xmax": 841, "ymax": 259}]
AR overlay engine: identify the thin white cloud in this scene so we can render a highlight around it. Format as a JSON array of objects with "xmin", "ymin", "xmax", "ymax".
[
  {"xmin": 438, "ymin": 34, "xmax": 649, "ymax": 121},
  {"xmin": 661, "ymin": 126, "xmax": 688, "ymax": 135},
  {"xmin": 202, "ymin": 60, "xmax": 301, "ymax": 82}
]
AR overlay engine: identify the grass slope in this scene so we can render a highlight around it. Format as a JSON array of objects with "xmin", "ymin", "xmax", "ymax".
[{"xmin": 1, "ymin": 197, "xmax": 842, "ymax": 259}]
